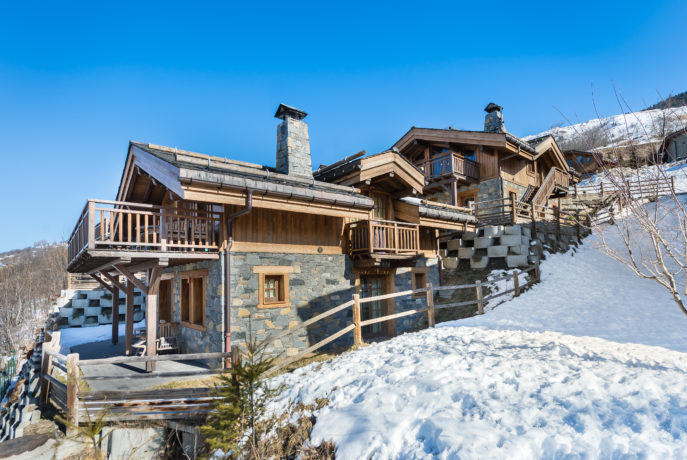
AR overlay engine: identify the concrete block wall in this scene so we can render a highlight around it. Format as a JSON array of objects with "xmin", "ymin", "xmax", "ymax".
[{"xmin": 55, "ymin": 288, "xmax": 145, "ymax": 329}]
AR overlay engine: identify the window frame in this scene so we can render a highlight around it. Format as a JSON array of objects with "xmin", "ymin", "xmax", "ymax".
[
  {"xmin": 254, "ymin": 266, "xmax": 294, "ymax": 309},
  {"xmin": 179, "ymin": 268, "xmax": 208, "ymax": 331},
  {"xmin": 411, "ymin": 267, "xmax": 429, "ymax": 298}
]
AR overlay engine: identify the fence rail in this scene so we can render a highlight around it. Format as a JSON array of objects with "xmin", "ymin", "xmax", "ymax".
[
  {"xmin": 570, "ymin": 177, "xmax": 675, "ymax": 200},
  {"xmin": 267, "ymin": 260, "xmax": 541, "ymax": 374}
]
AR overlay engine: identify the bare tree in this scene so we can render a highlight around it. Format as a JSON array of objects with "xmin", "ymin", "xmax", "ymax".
[
  {"xmin": 589, "ymin": 88, "xmax": 687, "ymax": 317},
  {"xmin": 0, "ymin": 243, "xmax": 67, "ymax": 355}
]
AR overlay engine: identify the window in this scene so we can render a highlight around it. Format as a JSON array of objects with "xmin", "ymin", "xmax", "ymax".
[
  {"xmin": 372, "ymin": 193, "xmax": 389, "ymax": 220},
  {"xmin": 180, "ymin": 269, "xmax": 207, "ymax": 330},
  {"xmin": 526, "ymin": 160, "xmax": 535, "ymax": 175},
  {"xmin": 254, "ymin": 266, "xmax": 294, "ymax": 309},
  {"xmin": 578, "ymin": 155, "xmax": 585, "ymax": 164},
  {"xmin": 411, "ymin": 268, "xmax": 429, "ymax": 298},
  {"xmin": 567, "ymin": 160, "xmax": 573, "ymax": 166}
]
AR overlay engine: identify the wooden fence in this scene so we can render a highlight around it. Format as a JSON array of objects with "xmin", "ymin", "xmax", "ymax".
[
  {"xmin": 41, "ymin": 344, "xmax": 230, "ymax": 431},
  {"xmin": 267, "ymin": 261, "xmax": 541, "ymax": 374},
  {"xmin": 570, "ymin": 176, "xmax": 675, "ymax": 201}
]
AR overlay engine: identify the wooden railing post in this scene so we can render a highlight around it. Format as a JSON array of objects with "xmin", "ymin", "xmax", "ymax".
[
  {"xmin": 672, "ymin": 176, "xmax": 675, "ymax": 195},
  {"xmin": 574, "ymin": 183, "xmax": 578, "ymax": 198},
  {"xmin": 513, "ymin": 270, "xmax": 520, "ymax": 297},
  {"xmin": 426, "ymin": 283, "xmax": 435, "ymax": 327},
  {"xmin": 39, "ymin": 340, "xmax": 54, "ymax": 406},
  {"xmin": 352, "ymin": 294, "xmax": 362, "ymax": 346},
  {"xmin": 66, "ymin": 353, "xmax": 80, "ymax": 435},
  {"xmin": 87, "ymin": 200, "xmax": 95, "ymax": 249},
  {"xmin": 555, "ymin": 205, "xmax": 561, "ymax": 240},
  {"xmin": 393, "ymin": 222, "xmax": 399, "ymax": 254},
  {"xmin": 368, "ymin": 222, "xmax": 374, "ymax": 254},
  {"xmin": 576, "ymin": 211, "xmax": 581, "ymax": 242},
  {"xmin": 160, "ymin": 207, "xmax": 168, "ymax": 251},
  {"xmin": 530, "ymin": 205, "xmax": 537, "ymax": 235},
  {"xmin": 600, "ymin": 182, "xmax": 604, "ymax": 197},
  {"xmin": 511, "ymin": 198, "xmax": 517, "ymax": 224},
  {"xmin": 475, "ymin": 280, "xmax": 484, "ymax": 315}
]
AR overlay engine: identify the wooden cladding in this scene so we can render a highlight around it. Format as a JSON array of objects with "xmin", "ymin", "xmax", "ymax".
[
  {"xmin": 418, "ymin": 152, "xmax": 479, "ymax": 181},
  {"xmin": 180, "ymin": 269, "xmax": 207, "ymax": 330},
  {"xmin": 347, "ymin": 219, "xmax": 420, "ymax": 256},
  {"xmin": 67, "ymin": 199, "xmax": 222, "ymax": 264}
]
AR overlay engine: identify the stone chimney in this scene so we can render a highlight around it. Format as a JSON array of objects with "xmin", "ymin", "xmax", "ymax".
[
  {"xmin": 484, "ymin": 102, "xmax": 506, "ymax": 133},
  {"xmin": 275, "ymin": 103, "xmax": 312, "ymax": 178}
]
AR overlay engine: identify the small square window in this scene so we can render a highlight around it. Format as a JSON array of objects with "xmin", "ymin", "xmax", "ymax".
[{"xmin": 254, "ymin": 266, "xmax": 293, "ymax": 309}]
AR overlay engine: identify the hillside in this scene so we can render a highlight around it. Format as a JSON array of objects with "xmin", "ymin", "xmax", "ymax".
[
  {"xmin": 273, "ymin": 195, "xmax": 687, "ymax": 457},
  {"xmin": 646, "ymin": 91, "xmax": 687, "ymax": 111},
  {"xmin": 523, "ymin": 105, "xmax": 687, "ymax": 155}
]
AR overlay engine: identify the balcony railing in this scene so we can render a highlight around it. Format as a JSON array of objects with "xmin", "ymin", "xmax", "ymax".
[
  {"xmin": 417, "ymin": 153, "xmax": 479, "ymax": 181},
  {"xmin": 347, "ymin": 219, "xmax": 420, "ymax": 256},
  {"xmin": 68, "ymin": 199, "xmax": 222, "ymax": 265}
]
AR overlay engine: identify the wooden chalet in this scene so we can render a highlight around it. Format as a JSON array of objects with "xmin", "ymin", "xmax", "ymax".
[
  {"xmin": 66, "ymin": 104, "xmax": 475, "ymax": 366},
  {"xmin": 391, "ymin": 104, "xmax": 571, "ymax": 216},
  {"xmin": 564, "ymin": 149, "xmax": 617, "ymax": 178}
]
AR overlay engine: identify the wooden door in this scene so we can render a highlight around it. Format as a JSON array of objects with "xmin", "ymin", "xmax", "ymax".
[{"xmin": 360, "ymin": 275, "xmax": 387, "ymax": 339}]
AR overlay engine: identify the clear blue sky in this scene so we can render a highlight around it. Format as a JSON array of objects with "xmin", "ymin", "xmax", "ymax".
[{"xmin": 1, "ymin": 0, "xmax": 686, "ymax": 252}]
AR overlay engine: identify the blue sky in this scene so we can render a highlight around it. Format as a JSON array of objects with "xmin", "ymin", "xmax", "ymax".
[{"xmin": 1, "ymin": 1, "xmax": 686, "ymax": 252}]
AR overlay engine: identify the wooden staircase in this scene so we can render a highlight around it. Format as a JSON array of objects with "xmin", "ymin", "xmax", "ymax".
[{"xmin": 530, "ymin": 167, "xmax": 569, "ymax": 207}]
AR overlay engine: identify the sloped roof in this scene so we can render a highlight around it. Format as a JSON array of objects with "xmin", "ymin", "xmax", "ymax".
[{"xmin": 124, "ymin": 142, "xmax": 373, "ymax": 211}]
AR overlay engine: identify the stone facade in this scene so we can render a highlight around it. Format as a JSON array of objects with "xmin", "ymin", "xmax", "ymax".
[
  {"xmin": 477, "ymin": 177, "xmax": 503, "ymax": 203},
  {"xmin": 393, "ymin": 258, "xmax": 440, "ymax": 333},
  {"xmin": 502, "ymin": 178, "xmax": 529, "ymax": 201},
  {"xmin": 276, "ymin": 117, "xmax": 312, "ymax": 178},
  {"xmin": 229, "ymin": 252, "xmax": 356, "ymax": 357},
  {"xmin": 163, "ymin": 260, "xmax": 224, "ymax": 356}
]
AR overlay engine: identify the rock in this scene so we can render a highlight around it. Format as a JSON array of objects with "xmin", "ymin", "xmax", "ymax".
[
  {"xmin": 470, "ymin": 255, "xmax": 489, "ymax": 269},
  {"xmin": 487, "ymin": 245, "xmax": 508, "ymax": 257},
  {"xmin": 521, "ymin": 236, "xmax": 530, "ymax": 246},
  {"xmin": 446, "ymin": 239, "xmax": 463, "ymax": 250},
  {"xmin": 506, "ymin": 255, "xmax": 528, "ymax": 268},
  {"xmin": 461, "ymin": 231, "xmax": 476, "ymax": 241},
  {"xmin": 442, "ymin": 257, "xmax": 459, "ymax": 269},
  {"xmin": 504, "ymin": 225, "xmax": 522, "ymax": 235},
  {"xmin": 102, "ymin": 427, "xmax": 167, "ymax": 460},
  {"xmin": 482, "ymin": 226, "xmax": 504, "ymax": 238},
  {"xmin": 458, "ymin": 247, "xmax": 475, "ymax": 259},
  {"xmin": 499, "ymin": 234, "xmax": 522, "ymax": 246},
  {"xmin": 474, "ymin": 237, "xmax": 493, "ymax": 248},
  {"xmin": 522, "ymin": 226, "xmax": 531, "ymax": 238},
  {"xmin": 509, "ymin": 244, "xmax": 529, "ymax": 255}
]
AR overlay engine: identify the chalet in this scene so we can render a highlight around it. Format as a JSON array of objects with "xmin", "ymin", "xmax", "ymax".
[
  {"xmin": 66, "ymin": 104, "xmax": 476, "ymax": 364},
  {"xmin": 563, "ymin": 149, "xmax": 616, "ymax": 178},
  {"xmin": 660, "ymin": 129, "xmax": 687, "ymax": 162},
  {"xmin": 391, "ymin": 104, "xmax": 571, "ymax": 215}
]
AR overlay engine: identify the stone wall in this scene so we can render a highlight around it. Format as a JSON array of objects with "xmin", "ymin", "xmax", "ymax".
[
  {"xmin": 163, "ymin": 260, "xmax": 224, "ymax": 356},
  {"xmin": 276, "ymin": 117, "xmax": 312, "ymax": 178},
  {"xmin": 502, "ymin": 178, "xmax": 529, "ymax": 201},
  {"xmin": 477, "ymin": 177, "xmax": 503, "ymax": 203},
  {"xmin": 393, "ymin": 258, "xmax": 440, "ymax": 333},
  {"xmin": 229, "ymin": 252, "xmax": 356, "ymax": 358}
]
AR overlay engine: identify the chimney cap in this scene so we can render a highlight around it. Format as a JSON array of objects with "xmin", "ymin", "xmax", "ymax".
[
  {"xmin": 275, "ymin": 103, "xmax": 308, "ymax": 121},
  {"xmin": 484, "ymin": 102, "xmax": 503, "ymax": 113}
]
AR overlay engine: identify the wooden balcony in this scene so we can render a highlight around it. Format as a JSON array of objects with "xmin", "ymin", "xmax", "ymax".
[
  {"xmin": 347, "ymin": 219, "xmax": 420, "ymax": 260},
  {"xmin": 68, "ymin": 199, "xmax": 222, "ymax": 273},
  {"xmin": 418, "ymin": 152, "xmax": 479, "ymax": 183}
]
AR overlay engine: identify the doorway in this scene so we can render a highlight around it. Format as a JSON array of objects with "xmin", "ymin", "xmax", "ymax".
[
  {"xmin": 158, "ymin": 278, "xmax": 173, "ymax": 323},
  {"xmin": 359, "ymin": 275, "xmax": 389, "ymax": 339}
]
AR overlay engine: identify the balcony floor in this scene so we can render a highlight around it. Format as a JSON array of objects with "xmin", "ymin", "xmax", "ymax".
[{"xmin": 68, "ymin": 248, "xmax": 220, "ymax": 274}]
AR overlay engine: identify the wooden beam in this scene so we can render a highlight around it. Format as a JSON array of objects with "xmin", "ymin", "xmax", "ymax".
[
  {"xmin": 125, "ymin": 281, "xmax": 135, "ymax": 356},
  {"xmin": 89, "ymin": 273, "xmax": 114, "ymax": 293},
  {"xmin": 99, "ymin": 271, "xmax": 126, "ymax": 292},
  {"xmin": 114, "ymin": 264, "xmax": 148, "ymax": 295},
  {"xmin": 111, "ymin": 285, "xmax": 119, "ymax": 345},
  {"xmin": 87, "ymin": 257, "xmax": 132, "ymax": 275},
  {"xmin": 146, "ymin": 266, "xmax": 163, "ymax": 372}
]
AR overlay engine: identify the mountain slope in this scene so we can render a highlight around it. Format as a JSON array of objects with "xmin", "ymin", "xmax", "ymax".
[{"xmin": 524, "ymin": 106, "xmax": 687, "ymax": 152}]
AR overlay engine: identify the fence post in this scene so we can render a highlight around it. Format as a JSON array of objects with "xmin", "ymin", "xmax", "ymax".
[
  {"xmin": 426, "ymin": 283, "xmax": 435, "ymax": 328},
  {"xmin": 352, "ymin": 294, "xmax": 362, "ymax": 346},
  {"xmin": 475, "ymin": 280, "xmax": 484, "ymax": 315},
  {"xmin": 600, "ymin": 182, "xmax": 604, "ymax": 197},
  {"xmin": 534, "ymin": 258, "xmax": 541, "ymax": 282},
  {"xmin": 575, "ymin": 210, "xmax": 581, "ymax": 243},
  {"xmin": 555, "ymin": 205, "xmax": 561, "ymax": 241},
  {"xmin": 513, "ymin": 270, "xmax": 520, "ymax": 297},
  {"xmin": 530, "ymin": 205, "xmax": 537, "ymax": 236},
  {"xmin": 574, "ymin": 183, "xmax": 578, "ymax": 198},
  {"xmin": 39, "ymin": 342, "xmax": 53, "ymax": 406},
  {"xmin": 672, "ymin": 176, "xmax": 675, "ymax": 195},
  {"xmin": 66, "ymin": 353, "xmax": 80, "ymax": 435}
]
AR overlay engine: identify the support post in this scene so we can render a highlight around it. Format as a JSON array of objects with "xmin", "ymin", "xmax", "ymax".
[
  {"xmin": 66, "ymin": 353, "xmax": 80, "ymax": 435},
  {"xmin": 231, "ymin": 345, "xmax": 241, "ymax": 370},
  {"xmin": 576, "ymin": 211, "xmax": 581, "ymax": 243},
  {"xmin": 111, "ymin": 285, "xmax": 119, "ymax": 345},
  {"xmin": 160, "ymin": 207, "xmax": 168, "ymax": 251},
  {"xmin": 352, "ymin": 294, "xmax": 362, "ymax": 346},
  {"xmin": 530, "ymin": 205, "xmax": 537, "ymax": 235},
  {"xmin": 555, "ymin": 205, "xmax": 561, "ymax": 241},
  {"xmin": 125, "ymin": 281, "xmax": 134, "ymax": 355},
  {"xmin": 87, "ymin": 200, "xmax": 95, "ymax": 250},
  {"xmin": 39, "ymin": 338, "xmax": 54, "ymax": 406},
  {"xmin": 426, "ymin": 283, "xmax": 435, "ymax": 327},
  {"xmin": 574, "ymin": 183, "xmax": 578, "ymax": 198},
  {"xmin": 475, "ymin": 280, "xmax": 484, "ymax": 315},
  {"xmin": 513, "ymin": 270, "xmax": 520, "ymax": 297},
  {"xmin": 145, "ymin": 267, "xmax": 163, "ymax": 372},
  {"xmin": 534, "ymin": 258, "xmax": 541, "ymax": 282}
]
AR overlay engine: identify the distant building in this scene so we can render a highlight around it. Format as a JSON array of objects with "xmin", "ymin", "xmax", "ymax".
[
  {"xmin": 660, "ymin": 129, "xmax": 687, "ymax": 162},
  {"xmin": 563, "ymin": 150, "xmax": 616, "ymax": 178}
]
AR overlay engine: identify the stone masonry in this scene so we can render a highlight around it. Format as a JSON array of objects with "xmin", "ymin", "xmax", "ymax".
[
  {"xmin": 55, "ymin": 289, "xmax": 145, "ymax": 329},
  {"xmin": 276, "ymin": 116, "xmax": 312, "ymax": 178}
]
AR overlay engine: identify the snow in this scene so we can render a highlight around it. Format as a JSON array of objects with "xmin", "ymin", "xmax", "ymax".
[
  {"xmin": 59, "ymin": 321, "xmax": 145, "ymax": 355},
  {"xmin": 524, "ymin": 105, "xmax": 687, "ymax": 151},
  {"xmin": 272, "ymin": 197, "xmax": 687, "ymax": 458}
]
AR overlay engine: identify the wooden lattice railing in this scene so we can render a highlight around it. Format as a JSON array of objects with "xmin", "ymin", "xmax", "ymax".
[
  {"xmin": 68, "ymin": 199, "xmax": 222, "ymax": 264},
  {"xmin": 347, "ymin": 219, "xmax": 420, "ymax": 256},
  {"xmin": 418, "ymin": 152, "xmax": 479, "ymax": 181}
]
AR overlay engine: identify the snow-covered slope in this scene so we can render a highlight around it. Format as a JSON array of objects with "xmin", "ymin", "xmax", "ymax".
[
  {"xmin": 274, "ymin": 200, "xmax": 687, "ymax": 458},
  {"xmin": 524, "ymin": 106, "xmax": 687, "ymax": 151}
]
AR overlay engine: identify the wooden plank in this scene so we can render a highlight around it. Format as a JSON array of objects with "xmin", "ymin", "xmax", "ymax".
[
  {"xmin": 475, "ymin": 280, "xmax": 484, "ymax": 315},
  {"xmin": 270, "ymin": 324, "xmax": 355, "ymax": 374},
  {"xmin": 358, "ymin": 288, "xmax": 418, "ymax": 303},
  {"xmin": 426, "ymin": 282, "xmax": 435, "ymax": 327},
  {"xmin": 81, "ymin": 386, "xmax": 214, "ymax": 400},
  {"xmin": 79, "ymin": 351, "xmax": 231, "ymax": 366},
  {"xmin": 352, "ymin": 294, "xmax": 362, "ymax": 346},
  {"xmin": 43, "ymin": 373, "xmax": 66, "ymax": 391},
  {"xmin": 359, "ymin": 307, "xmax": 428, "ymax": 327},
  {"xmin": 267, "ymin": 300, "xmax": 354, "ymax": 343},
  {"xmin": 66, "ymin": 354, "xmax": 80, "ymax": 433},
  {"xmin": 82, "ymin": 369, "xmax": 220, "ymax": 381}
]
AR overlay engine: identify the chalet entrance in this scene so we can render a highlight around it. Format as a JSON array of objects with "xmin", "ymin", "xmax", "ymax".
[{"xmin": 360, "ymin": 274, "xmax": 392, "ymax": 339}]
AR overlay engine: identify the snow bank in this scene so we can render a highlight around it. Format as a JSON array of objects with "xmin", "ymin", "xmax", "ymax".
[{"xmin": 276, "ymin": 327, "xmax": 687, "ymax": 458}]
